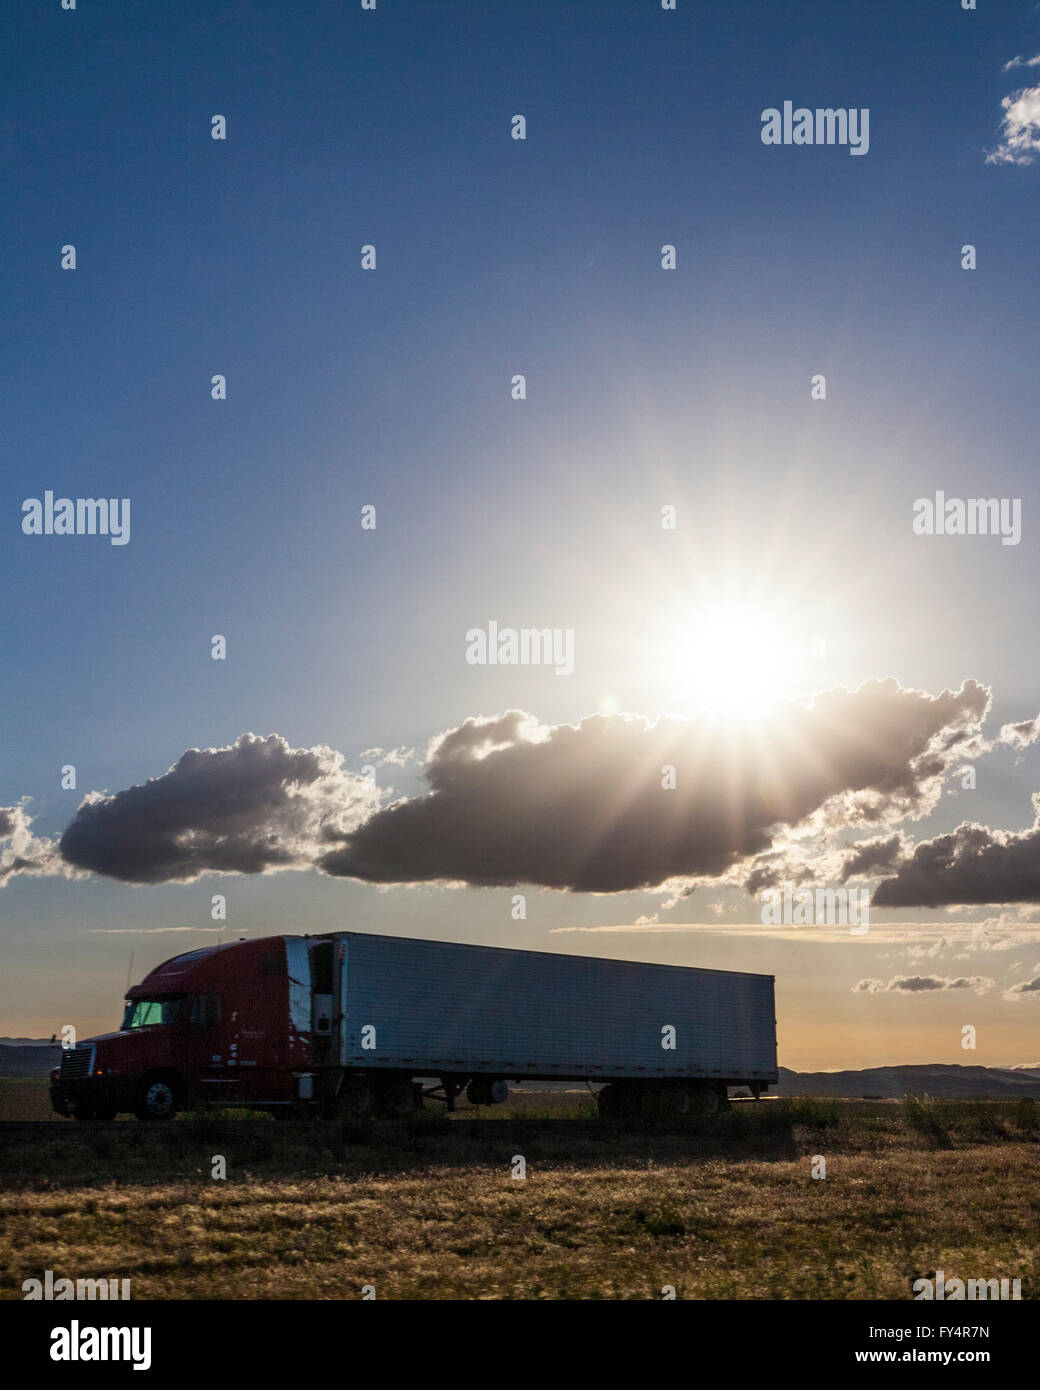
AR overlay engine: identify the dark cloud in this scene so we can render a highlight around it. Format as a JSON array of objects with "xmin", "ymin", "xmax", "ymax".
[
  {"xmin": 853, "ymin": 974, "xmax": 994, "ymax": 994},
  {"xmin": 59, "ymin": 734, "xmax": 379, "ymax": 885},
  {"xmin": 839, "ymin": 832, "xmax": 907, "ymax": 882},
  {"xmin": 1003, "ymin": 975, "xmax": 1040, "ymax": 1001},
  {"xmin": 321, "ymin": 679, "xmax": 989, "ymax": 892},
  {"xmin": 873, "ymin": 795, "xmax": 1040, "ymax": 908},
  {"xmin": 37, "ymin": 678, "xmax": 1011, "ymax": 895},
  {"xmin": 742, "ymin": 851, "xmax": 817, "ymax": 897}
]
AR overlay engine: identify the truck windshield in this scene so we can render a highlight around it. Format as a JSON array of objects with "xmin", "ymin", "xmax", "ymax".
[{"xmin": 122, "ymin": 998, "xmax": 182, "ymax": 1030}]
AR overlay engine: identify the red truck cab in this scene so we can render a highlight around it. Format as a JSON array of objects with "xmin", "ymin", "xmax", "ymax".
[{"xmin": 50, "ymin": 937, "xmax": 311, "ymax": 1121}]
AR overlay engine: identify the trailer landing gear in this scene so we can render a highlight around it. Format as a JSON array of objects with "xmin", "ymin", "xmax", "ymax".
[{"xmin": 423, "ymin": 1077, "xmax": 465, "ymax": 1112}]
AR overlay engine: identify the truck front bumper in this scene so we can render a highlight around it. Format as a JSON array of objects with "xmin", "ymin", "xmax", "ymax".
[{"xmin": 50, "ymin": 1076, "xmax": 136, "ymax": 1118}]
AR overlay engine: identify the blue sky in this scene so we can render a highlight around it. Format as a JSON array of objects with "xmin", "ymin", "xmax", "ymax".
[{"xmin": 4, "ymin": 1, "xmax": 1040, "ymax": 1065}]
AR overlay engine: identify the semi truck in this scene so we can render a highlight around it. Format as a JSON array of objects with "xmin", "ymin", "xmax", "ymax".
[{"xmin": 50, "ymin": 932, "xmax": 778, "ymax": 1122}]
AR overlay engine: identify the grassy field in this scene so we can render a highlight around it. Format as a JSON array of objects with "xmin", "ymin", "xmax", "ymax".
[
  {"xmin": 1, "ymin": 1092, "xmax": 1038, "ymax": 1299},
  {"xmin": 0, "ymin": 1079, "xmax": 56, "ymax": 1122}
]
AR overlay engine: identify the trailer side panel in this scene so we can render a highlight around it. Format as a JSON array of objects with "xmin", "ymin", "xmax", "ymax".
[{"xmin": 336, "ymin": 933, "xmax": 776, "ymax": 1083}]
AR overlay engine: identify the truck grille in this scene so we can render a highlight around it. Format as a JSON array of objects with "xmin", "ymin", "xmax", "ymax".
[{"xmin": 60, "ymin": 1044, "xmax": 96, "ymax": 1081}]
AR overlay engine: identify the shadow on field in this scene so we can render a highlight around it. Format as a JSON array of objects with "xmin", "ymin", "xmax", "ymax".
[
  {"xmin": 0, "ymin": 1103, "xmax": 815, "ymax": 1188},
  {"xmin": 2, "ymin": 1096, "xmax": 1035, "ymax": 1192}
]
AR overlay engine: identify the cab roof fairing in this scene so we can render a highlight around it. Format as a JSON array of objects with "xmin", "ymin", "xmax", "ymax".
[{"xmin": 126, "ymin": 936, "xmax": 289, "ymax": 999}]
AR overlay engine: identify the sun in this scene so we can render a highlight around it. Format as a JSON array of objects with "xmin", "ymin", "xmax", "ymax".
[
  {"xmin": 648, "ymin": 600, "xmax": 804, "ymax": 716},
  {"xmin": 593, "ymin": 535, "xmax": 845, "ymax": 720}
]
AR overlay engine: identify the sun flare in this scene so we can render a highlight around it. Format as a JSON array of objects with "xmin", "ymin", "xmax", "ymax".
[{"xmin": 650, "ymin": 600, "xmax": 807, "ymax": 716}]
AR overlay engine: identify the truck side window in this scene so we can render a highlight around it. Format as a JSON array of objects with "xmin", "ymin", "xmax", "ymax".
[
  {"xmin": 122, "ymin": 998, "xmax": 182, "ymax": 1029},
  {"xmin": 189, "ymin": 994, "xmax": 222, "ymax": 1028}
]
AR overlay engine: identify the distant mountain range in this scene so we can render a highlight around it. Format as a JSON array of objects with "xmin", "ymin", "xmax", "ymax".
[
  {"xmin": 2, "ymin": 1039, "xmax": 1040, "ymax": 1096},
  {"xmin": 0, "ymin": 1042, "xmax": 61, "ymax": 1076},
  {"xmin": 774, "ymin": 1065, "xmax": 1040, "ymax": 1099}
]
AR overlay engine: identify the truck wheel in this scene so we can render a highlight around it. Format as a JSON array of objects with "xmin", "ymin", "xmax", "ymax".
[
  {"xmin": 134, "ymin": 1076, "xmax": 179, "ymax": 1122},
  {"xmin": 379, "ymin": 1082, "xmax": 421, "ymax": 1118},
  {"xmin": 466, "ymin": 1078, "xmax": 509, "ymax": 1107},
  {"xmin": 690, "ymin": 1084, "xmax": 727, "ymax": 1117},
  {"xmin": 339, "ymin": 1079, "xmax": 375, "ymax": 1120},
  {"xmin": 270, "ymin": 1106, "xmax": 306, "ymax": 1124},
  {"xmin": 650, "ymin": 1083, "xmax": 691, "ymax": 1118}
]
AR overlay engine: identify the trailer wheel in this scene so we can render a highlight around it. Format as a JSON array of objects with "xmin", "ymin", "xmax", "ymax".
[
  {"xmin": 650, "ymin": 1083, "xmax": 691, "ymax": 1118},
  {"xmin": 133, "ymin": 1075, "xmax": 179, "ymax": 1122},
  {"xmin": 379, "ymin": 1081, "xmax": 421, "ymax": 1118},
  {"xmin": 466, "ymin": 1078, "xmax": 509, "ymax": 1107},
  {"xmin": 690, "ymin": 1084, "xmax": 728, "ymax": 1117}
]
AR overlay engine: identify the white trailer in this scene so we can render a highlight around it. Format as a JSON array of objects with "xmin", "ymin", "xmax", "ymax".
[{"xmin": 292, "ymin": 931, "xmax": 778, "ymax": 1118}]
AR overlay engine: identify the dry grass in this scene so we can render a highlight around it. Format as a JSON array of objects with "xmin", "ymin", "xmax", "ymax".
[
  {"xmin": 0, "ymin": 1079, "xmax": 56, "ymax": 1122},
  {"xmin": 1, "ymin": 1097, "xmax": 1038, "ymax": 1299}
]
